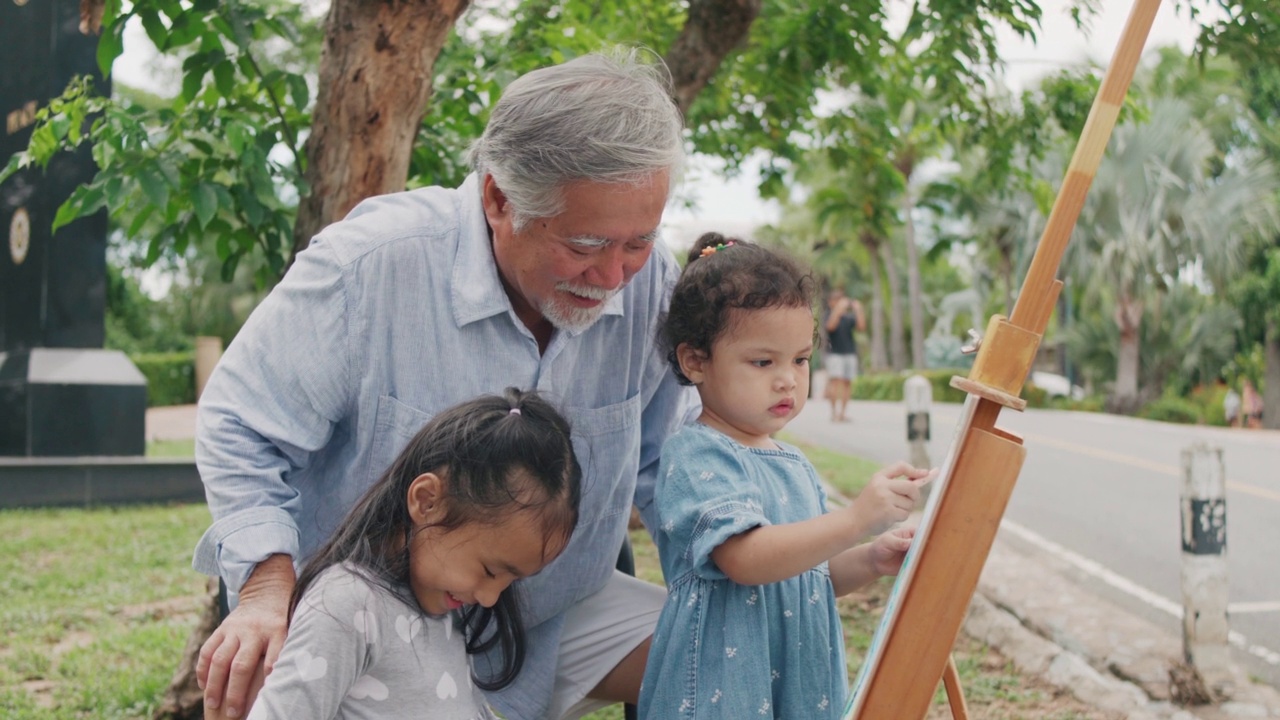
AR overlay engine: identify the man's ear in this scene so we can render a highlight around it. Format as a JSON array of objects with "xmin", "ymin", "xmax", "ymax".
[
  {"xmin": 480, "ymin": 173, "xmax": 512, "ymax": 227},
  {"xmin": 407, "ymin": 473, "xmax": 445, "ymax": 525},
  {"xmin": 676, "ymin": 343, "xmax": 708, "ymax": 384}
]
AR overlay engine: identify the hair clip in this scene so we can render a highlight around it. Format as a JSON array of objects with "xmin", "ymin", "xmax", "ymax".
[
  {"xmin": 699, "ymin": 240, "xmax": 736, "ymax": 258},
  {"xmin": 509, "ymin": 408, "xmax": 522, "ymax": 415}
]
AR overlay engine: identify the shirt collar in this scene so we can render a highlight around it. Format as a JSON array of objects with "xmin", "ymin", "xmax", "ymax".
[{"xmin": 450, "ymin": 173, "xmax": 626, "ymax": 333}]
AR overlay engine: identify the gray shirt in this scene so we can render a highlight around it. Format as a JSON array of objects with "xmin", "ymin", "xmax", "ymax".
[{"xmin": 247, "ymin": 564, "xmax": 495, "ymax": 720}]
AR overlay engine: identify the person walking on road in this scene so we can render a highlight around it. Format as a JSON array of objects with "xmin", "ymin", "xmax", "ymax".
[{"xmin": 823, "ymin": 288, "xmax": 865, "ymax": 423}]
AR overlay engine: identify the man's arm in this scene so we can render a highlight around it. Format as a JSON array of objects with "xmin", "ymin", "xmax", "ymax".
[
  {"xmin": 193, "ymin": 237, "xmax": 354, "ymax": 718},
  {"xmin": 852, "ymin": 298, "xmax": 866, "ymax": 332}
]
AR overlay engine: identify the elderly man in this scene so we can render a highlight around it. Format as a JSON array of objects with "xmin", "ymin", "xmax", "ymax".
[{"xmin": 193, "ymin": 50, "xmax": 695, "ymax": 719}]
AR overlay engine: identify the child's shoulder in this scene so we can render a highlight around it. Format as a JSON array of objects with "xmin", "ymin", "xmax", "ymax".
[
  {"xmin": 662, "ymin": 422, "xmax": 739, "ymax": 456},
  {"xmin": 301, "ymin": 563, "xmax": 406, "ymax": 617}
]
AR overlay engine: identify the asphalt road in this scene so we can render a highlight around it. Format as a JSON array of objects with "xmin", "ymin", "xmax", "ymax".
[{"xmin": 788, "ymin": 383, "xmax": 1280, "ymax": 686}]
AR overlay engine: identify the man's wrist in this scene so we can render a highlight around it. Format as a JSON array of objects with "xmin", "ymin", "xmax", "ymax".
[{"xmin": 240, "ymin": 554, "xmax": 296, "ymax": 603}]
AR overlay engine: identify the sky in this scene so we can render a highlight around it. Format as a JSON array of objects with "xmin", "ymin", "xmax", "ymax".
[{"xmin": 111, "ymin": 0, "xmax": 1209, "ymax": 255}]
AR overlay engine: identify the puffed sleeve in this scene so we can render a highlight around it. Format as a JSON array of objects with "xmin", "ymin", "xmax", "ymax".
[{"xmin": 656, "ymin": 428, "xmax": 770, "ymax": 580}]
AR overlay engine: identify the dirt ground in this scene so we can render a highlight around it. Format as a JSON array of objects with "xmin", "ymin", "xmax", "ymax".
[{"xmin": 843, "ymin": 583, "xmax": 1123, "ymax": 720}]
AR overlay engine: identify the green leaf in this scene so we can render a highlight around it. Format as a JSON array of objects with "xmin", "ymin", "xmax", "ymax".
[
  {"xmin": 127, "ymin": 205, "xmax": 156, "ymax": 238},
  {"xmin": 145, "ymin": 232, "xmax": 165, "ymax": 265},
  {"xmin": 287, "ymin": 74, "xmax": 309, "ymax": 110},
  {"xmin": 52, "ymin": 197, "xmax": 83, "ymax": 232},
  {"xmin": 97, "ymin": 21, "xmax": 125, "ymax": 77},
  {"xmin": 193, "ymin": 183, "xmax": 218, "ymax": 228},
  {"xmin": 189, "ymin": 137, "xmax": 214, "ymax": 155},
  {"xmin": 213, "ymin": 60, "xmax": 236, "ymax": 99},
  {"xmin": 220, "ymin": 253, "xmax": 241, "ymax": 282},
  {"xmin": 182, "ymin": 69, "xmax": 204, "ymax": 104},
  {"xmin": 0, "ymin": 151, "xmax": 32, "ymax": 185},
  {"xmin": 139, "ymin": 11, "xmax": 170, "ymax": 51},
  {"xmin": 226, "ymin": 123, "xmax": 248, "ymax": 153},
  {"xmin": 138, "ymin": 168, "xmax": 170, "ymax": 208},
  {"xmin": 215, "ymin": 233, "xmax": 231, "ymax": 261}
]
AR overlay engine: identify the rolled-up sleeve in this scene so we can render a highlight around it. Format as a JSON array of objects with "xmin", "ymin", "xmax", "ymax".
[{"xmin": 192, "ymin": 238, "xmax": 353, "ymax": 592}]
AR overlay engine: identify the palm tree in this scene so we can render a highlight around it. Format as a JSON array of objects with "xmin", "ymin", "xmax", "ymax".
[{"xmin": 1067, "ymin": 97, "xmax": 1280, "ymax": 412}]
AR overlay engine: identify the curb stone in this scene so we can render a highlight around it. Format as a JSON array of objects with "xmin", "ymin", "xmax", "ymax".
[{"xmin": 972, "ymin": 534, "xmax": 1280, "ymax": 719}]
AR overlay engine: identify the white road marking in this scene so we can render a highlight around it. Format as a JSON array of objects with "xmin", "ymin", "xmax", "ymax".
[{"xmin": 1001, "ymin": 519, "xmax": 1280, "ymax": 667}]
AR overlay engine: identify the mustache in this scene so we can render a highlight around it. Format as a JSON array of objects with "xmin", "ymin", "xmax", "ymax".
[{"xmin": 554, "ymin": 282, "xmax": 621, "ymax": 300}]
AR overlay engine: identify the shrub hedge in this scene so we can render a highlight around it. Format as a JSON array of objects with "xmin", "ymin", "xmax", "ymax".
[
  {"xmin": 850, "ymin": 368, "xmax": 1051, "ymax": 408},
  {"xmin": 131, "ymin": 351, "xmax": 196, "ymax": 407}
]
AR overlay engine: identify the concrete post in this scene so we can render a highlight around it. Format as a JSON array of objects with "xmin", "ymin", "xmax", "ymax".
[
  {"xmin": 1180, "ymin": 443, "xmax": 1232, "ymax": 696},
  {"xmin": 904, "ymin": 375, "xmax": 932, "ymax": 474},
  {"xmin": 194, "ymin": 336, "xmax": 224, "ymax": 402}
]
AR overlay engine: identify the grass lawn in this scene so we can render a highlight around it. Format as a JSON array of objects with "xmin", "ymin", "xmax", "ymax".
[
  {"xmin": 144, "ymin": 439, "xmax": 195, "ymax": 458},
  {"xmin": 2, "ymin": 439, "xmax": 1114, "ymax": 719}
]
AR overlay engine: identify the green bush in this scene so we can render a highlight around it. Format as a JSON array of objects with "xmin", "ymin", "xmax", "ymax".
[
  {"xmin": 1046, "ymin": 395, "xmax": 1105, "ymax": 413},
  {"xmin": 1137, "ymin": 395, "xmax": 1202, "ymax": 424},
  {"xmin": 131, "ymin": 352, "xmax": 196, "ymax": 407},
  {"xmin": 852, "ymin": 368, "xmax": 1052, "ymax": 408},
  {"xmin": 1187, "ymin": 384, "xmax": 1230, "ymax": 427}
]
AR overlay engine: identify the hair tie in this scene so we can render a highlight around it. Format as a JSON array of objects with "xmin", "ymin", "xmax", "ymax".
[
  {"xmin": 698, "ymin": 240, "xmax": 736, "ymax": 258},
  {"xmin": 509, "ymin": 408, "xmax": 522, "ymax": 415}
]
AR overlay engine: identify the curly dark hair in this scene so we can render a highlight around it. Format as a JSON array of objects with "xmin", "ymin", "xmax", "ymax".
[{"xmin": 662, "ymin": 232, "xmax": 818, "ymax": 385}]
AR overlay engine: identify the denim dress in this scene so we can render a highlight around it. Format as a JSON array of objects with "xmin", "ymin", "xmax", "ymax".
[{"xmin": 639, "ymin": 423, "xmax": 847, "ymax": 719}]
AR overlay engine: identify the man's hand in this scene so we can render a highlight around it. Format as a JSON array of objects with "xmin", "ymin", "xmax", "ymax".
[{"xmin": 197, "ymin": 554, "xmax": 295, "ymax": 719}]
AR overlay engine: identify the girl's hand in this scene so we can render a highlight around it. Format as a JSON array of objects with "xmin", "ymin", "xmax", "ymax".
[
  {"xmin": 870, "ymin": 525, "xmax": 917, "ymax": 577},
  {"xmin": 846, "ymin": 461, "xmax": 935, "ymax": 536}
]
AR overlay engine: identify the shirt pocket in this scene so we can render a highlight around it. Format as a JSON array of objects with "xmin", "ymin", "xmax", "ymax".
[
  {"xmin": 562, "ymin": 392, "xmax": 643, "ymax": 526},
  {"xmin": 366, "ymin": 394, "xmax": 435, "ymax": 486}
]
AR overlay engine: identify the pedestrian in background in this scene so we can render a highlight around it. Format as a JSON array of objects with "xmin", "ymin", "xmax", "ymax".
[
  {"xmin": 1223, "ymin": 384, "xmax": 1241, "ymax": 428},
  {"xmin": 823, "ymin": 289, "xmax": 865, "ymax": 423},
  {"xmin": 1242, "ymin": 378, "xmax": 1264, "ymax": 429}
]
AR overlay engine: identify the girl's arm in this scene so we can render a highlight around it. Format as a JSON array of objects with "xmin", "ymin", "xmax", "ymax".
[
  {"xmin": 711, "ymin": 503, "xmax": 875, "ymax": 587},
  {"xmin": 246, "ymin": 573, "xmax": 373, "ymax": 720},
  {"xmin": 710, "ymin": 463, "xmax": 929, "ymax": 587}
]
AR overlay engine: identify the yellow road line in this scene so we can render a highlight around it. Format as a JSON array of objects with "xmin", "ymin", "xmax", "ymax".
[{"xmin": 1023, "ymin": 432, "xmax": 1280, "ymax": 503}]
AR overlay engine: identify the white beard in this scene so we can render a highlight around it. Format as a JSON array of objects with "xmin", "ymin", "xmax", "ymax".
[{"xmin": 542, "ymin": 282, "xmax": 621, "ymax": 333}]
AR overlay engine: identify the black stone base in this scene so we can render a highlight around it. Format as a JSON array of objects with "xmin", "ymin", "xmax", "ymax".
[
  {"xmin": 0, "ymin": 348, "xmax": 146, "ymax": 456},
  {"xmin": 0, "ymin": 456, "xmax": 202, "ymax": 509}
]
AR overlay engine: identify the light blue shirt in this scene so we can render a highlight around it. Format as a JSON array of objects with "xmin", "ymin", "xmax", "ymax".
[{"xmin": 193, "ymin": 173, "xmax": 696, "ymax": 717}]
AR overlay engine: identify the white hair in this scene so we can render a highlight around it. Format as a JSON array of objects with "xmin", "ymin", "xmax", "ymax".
[{"xmin": 469, "ymin": 48, "xmax": 686, "ymax": 231}]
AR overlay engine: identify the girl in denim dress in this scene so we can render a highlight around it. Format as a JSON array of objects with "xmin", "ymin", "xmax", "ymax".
[{"xmin": 638, "ymin": 234, "xmax": 933, "ymax": 719}]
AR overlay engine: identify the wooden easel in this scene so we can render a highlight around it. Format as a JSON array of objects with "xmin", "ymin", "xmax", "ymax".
[{"xmin": 843, "ymin": 1, "xmax": 1163, "ymax": 718}]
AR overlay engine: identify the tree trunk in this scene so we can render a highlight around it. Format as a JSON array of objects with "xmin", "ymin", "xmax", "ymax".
[
  {"xmin": 902, "ymin": 186, "xmax": 925, "ymax": 369},
  {"xmin": 1110, "ymin": 295, "xmax": 1144, "ymax": 414},
  {"xmin": 663, "ymin": 0, "xmax": 762, "ymax": 118},
  {"xmin": 880, "ymin": 242, "xmax": 907, "ymax": 372},
  {"xmin": 860, "ymin": 232, "xmax": 888, "ymax": 372},
  {"xmin": 153, "ymin": 580, "xmax": 221, "ymax": 720},
  {"xmin": 289, "ymin": 0, "xmax": 471, "ymax": 269},
  {"xmin": 1264, "ymin": 318, "xmax": 1280, "ymax": 430}
]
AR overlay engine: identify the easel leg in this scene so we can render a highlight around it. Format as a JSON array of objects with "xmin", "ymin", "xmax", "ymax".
[{"xmin": 942, "ymin": 655, "xmax": 970, "ymax": 720}]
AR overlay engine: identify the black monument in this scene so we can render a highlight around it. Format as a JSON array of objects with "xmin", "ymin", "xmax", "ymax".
[{"xmin": 1, "ymin": 0, "xmax": 146, "ymax": 457}]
